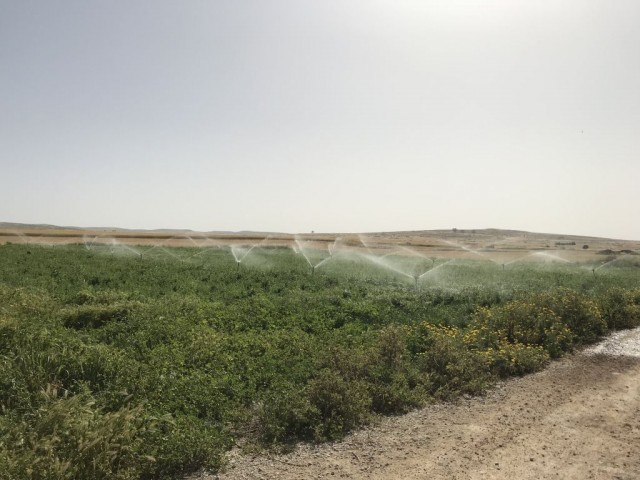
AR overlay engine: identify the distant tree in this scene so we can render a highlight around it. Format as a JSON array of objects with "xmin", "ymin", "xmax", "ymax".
[
  {"xmin": 452, "ymin": 228, "xmax": 458, "ymax": 233},
  {"xmin": 583, "ymin": 244, "xmax": 589, "ymax": 249}
]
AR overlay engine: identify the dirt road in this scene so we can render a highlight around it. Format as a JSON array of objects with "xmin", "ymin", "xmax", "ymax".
[{"xmin": 208, "ymin": 331, "xmax": 640, "ymax": 480}]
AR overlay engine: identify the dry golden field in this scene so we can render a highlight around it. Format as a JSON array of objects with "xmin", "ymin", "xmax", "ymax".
[{"xmin": 1, "ymin": 224, "xmax": 638, "ymax": 264}]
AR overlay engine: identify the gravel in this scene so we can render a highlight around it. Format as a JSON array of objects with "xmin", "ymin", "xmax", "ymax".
[{"xmin": 583, "ymin": 326, "xmax": 640, "ymax": 357}]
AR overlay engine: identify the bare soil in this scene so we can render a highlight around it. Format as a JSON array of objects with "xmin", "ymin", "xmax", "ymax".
[{"xmin": 206, "ymin": 334, "xmax": 640, "ymax": 480}]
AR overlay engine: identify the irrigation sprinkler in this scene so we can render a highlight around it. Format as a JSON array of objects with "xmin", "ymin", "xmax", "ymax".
[
  {"xmin": 294, "ymin": 236, "xmax": 334, "ymax": 275},
  {"xmin": 231, "ymin": 236, "xmax": 271, "ymax": 267}
]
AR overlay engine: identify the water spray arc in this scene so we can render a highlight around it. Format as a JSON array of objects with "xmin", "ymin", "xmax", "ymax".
[
  {"xmin": 594, "ymin": 255, "xmax": 632, "ymax": 273},
  {"xmin": 108, "ymin": 238, "xmax": 142, "ymax": 257},
  {"xmin": 532, "ymin": 252, "xmax": 571, "ymax": 263},
  {"xmin": 442, "ymin": 239, "xmax": 504, "ymax": 267},
  {"xmin": 10, "ymin": 231, "xmax": 34, "ymax": 245},
  {"xmin": 140, "ymin": 237, "xmax": 182, "ymax": 260},
  {"xmin": 356, "ymin": 243, "xmax": 455, "ymax": 290},
  {"xmin": 83, "ymin": 235, "xmax": 98, "ymax": 251},
  {"xmin": 293, "ymin": 236, "xmax": 338, "ymax": 275},
  {"xmin": 230, "ymin": 236, "xmax": 272, "ymax": 268}
]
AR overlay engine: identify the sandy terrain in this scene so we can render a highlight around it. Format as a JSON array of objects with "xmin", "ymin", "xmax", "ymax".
[{"xmin": 205, "ymin": 329, "xmax": 640, "ymax": 480}]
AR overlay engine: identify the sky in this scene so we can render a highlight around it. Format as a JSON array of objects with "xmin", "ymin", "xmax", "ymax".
[{"xmin": 1, "ymin": 1, "xmax": 639, "ymax": 239}]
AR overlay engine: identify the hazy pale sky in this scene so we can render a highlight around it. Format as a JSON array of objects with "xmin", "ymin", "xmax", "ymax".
[{"xmin": 1, "ymin": 1, "xmax": 639, "ymax": 239}]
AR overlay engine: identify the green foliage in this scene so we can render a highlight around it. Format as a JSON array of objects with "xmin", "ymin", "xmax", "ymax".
[
  {"xmin": 0, "ymin": 386, "xmax": 154, "ymax": 480},
  {"xmin": 482, "ymin": 342, "xmax": 550, "ymax": 377},
  {"xmin": 532, "ymin": 288, "xmax": 607, "ymax": 344},
  {"xmin": 0, "ymin": 243, "xmax": 637, "ymax": 478},
  {"xmin": 409, "ymin": 323, "xmax": 492, "ymax": 398},
  {"xmin": 599, "ymin": 287, "xmax": 640, "ymax": 330},
  {"xmin": 367, "ymin": 326, "xmax": 422, "ymax": 414},
  {"xmin": 61, "ymin": 303, "xmax": 138, "ymax": 329},
  {"xmin": 306, "ymin": 369, "xmax": 372, "ymax": 440}
]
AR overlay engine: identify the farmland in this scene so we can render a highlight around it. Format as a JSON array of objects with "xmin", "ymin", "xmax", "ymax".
[{"xmin": 1, "ymin": 230, "xmax": 639, "ymax": 479}]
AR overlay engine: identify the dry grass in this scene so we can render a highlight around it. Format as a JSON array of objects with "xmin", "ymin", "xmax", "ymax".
[{"xmin": 1, "ymin": 226, "xmax": 638, "ymax": 263}]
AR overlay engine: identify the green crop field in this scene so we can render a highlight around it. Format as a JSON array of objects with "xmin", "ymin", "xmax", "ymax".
[{"xmin": 1, "ymin": 243, "xmax": 639, "ymax": 479}]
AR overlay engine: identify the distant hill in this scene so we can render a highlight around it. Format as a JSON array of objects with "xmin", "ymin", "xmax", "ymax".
[{"xmin": 0, "ymin": 222, "xmax": 637, "ymax": 244}]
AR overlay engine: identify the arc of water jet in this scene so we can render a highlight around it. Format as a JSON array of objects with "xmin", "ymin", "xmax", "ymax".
[
  {"xmin": 143, "ymin": 237, "xmax": 195, "ymax": 260},
  {"xmin": 443, "ymin": 239, "xmax": 505, "ymax": 265},
  {"xmin": 505, "ymin": 252, "xmax": 537, "ymax": 266},
  {"xmin": 122, "ymin": 245, "xmax": 142, "ymax": 256},
  {"xmin": 313, "ymin": 255, "xmax": 333, "ymax": 270},
  {"xmin": 185, "ymin": 236, "xmax": 202, "ymax": 248},
  {"xmin": 156, "ymin": 246, "xmax": 183, "ymax": 261},
  {"xmin": 357, "ymin": 234, "xmax": 376, "ymax": 255},
  {"xmin": 142, "ymin": 237, "xmax": 177, "ymax": 255},
  {"xmin": 189, "ymin": 244, "xmax": 221, "ymax": 259},
  {"xmin": 110, "ymin": 238, "xmax": 142, "ymax": 256},
  {"xmin": 328, "ymin": 236, "xmax": 341, "ymax": 256},
  {"xmin": 359, "ymin": 247, "xmax": 438, "ymax": 281},
  {"xmin": 397, "ymin": 245, "xmax": 443, "ymax": 270},
  {"xmin": 239, "ymin": 236, "xmax": 271, "ymax": 262},
  {"xmin": 10, "ymin": 231, "xmax": 33, "ymax": 244},
  {"xmin": 189, "ymin": 247, "xmax": 215, "ymax": 259},
  {"xmin": 231, "ymin": 236, "xmax": 271, "ymax": 264},
  {"xmin": 417, "ymin": 259, "xmax": 456, "ymax": 280},
  {"xmin": 595, "ymin": 254, "xmax": 631, "ymax": 271},
  {"xmin": 293, "ymin": 237, "xmax": 336, "ymax": 272},
  {"xmin": 442, "ymin": 239, "xmax": 487, "ymax": 258},
  {"xmin": 293, "ymin": 237, "xmax": 315, "ymax": 267},
  {"xmin": 230, "ymin": 245, "xmax": 242, "ymax": 263},
  {"xmin": 532, "ymin": 252, "xmax": 571, "ymax": 263},
  {"xmin": 359, "ymin": 252, "xmax": 414, "ymax": 280},
  {"xmin": 397, "ymin": 245, "xmax": 431, "ymax": 260},
  {"xmin": 186, "ymin": 236, "xmax": 217, "ymax": 251},
  {"xmin": 83, "ymin": 235, "xmax": 98, "ymax": 251}
]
